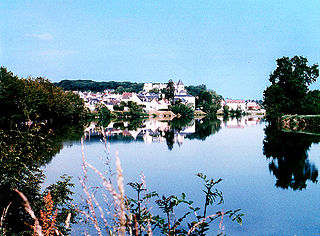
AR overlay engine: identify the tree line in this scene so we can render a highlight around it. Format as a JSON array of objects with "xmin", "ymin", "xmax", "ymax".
[
  {"xmin": 0, "ymin": 67, "xmax": 87, "ymax": 127},
  {"xmin": 55, "ymin": 78, "xmax": 224, "ymax": 117},
  {"xmin": 263, "ymin": 56, "xmax": 320, "ymax": 122},
  {"xmin": 54, "ymin": 79, "xmax": 144, "ymax": 93}
]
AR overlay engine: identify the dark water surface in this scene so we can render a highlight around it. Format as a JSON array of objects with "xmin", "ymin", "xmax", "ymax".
[{"xmin": 43, "ymin": 117, "xmax": 320, "ymax": 235}]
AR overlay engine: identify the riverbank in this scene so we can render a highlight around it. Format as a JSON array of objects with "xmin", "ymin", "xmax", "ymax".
[{"xmin": 281, "ymin": 115, "xmax": 320, "ymax": 134}]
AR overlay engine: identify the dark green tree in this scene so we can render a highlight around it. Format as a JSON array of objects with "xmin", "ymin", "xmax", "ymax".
[
  {"xmin": 127, "ymin": 101, "xmax": 144, "ymax": 117},
  {"xmin": 223, "ymin": 105, "xmax": 229, "ymax": 117},
  {"xmin": 164, "ymin": 80, "xmax": 175, "ymax": 104},
  {"xmin": 263, "ymin": 124, "xmax": 319, "ymax": 190},
  {"xmin": 197, "ymin": 90, "xmax": 221, "ymax": 116},
  {"xmin": 263, "ymin": 56, "xmax": 319, "ymax": 121},
  {"xmin": 0, "ymin": 124, "xmax": 81, "ymax": 234},
  {"xmin": 149, "ymin": 88, "xmax": 160, "ymax": 94},
  {"xmin": 169, "ymin": 104, "xmax": 194, "ymax": 118},
  {"xmin": 303, "ymin": 90, "xmax": 320, "ymax": 115},
  {"xmin": 0, "ymin": 67, "xmax": 86, "ymax": 126},
  {"xmin": 95, "ymin": 103, "xmax": 111, "ymax": 127},
  {"xmin": 185, "ymin": 84, "xmax": 206, "ymax": 97},
  {"xmin": 186, "ymin": 118, "xmax": 221, "ymax": 141},
  {"xmin": 0, "ymin": 67, "xmax": 26, "ymax": 125}
]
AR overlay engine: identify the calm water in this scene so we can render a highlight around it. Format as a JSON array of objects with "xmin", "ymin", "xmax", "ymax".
[{"xmin": 43, "ymin": 117, "xmax": 320, "ymax": 235}]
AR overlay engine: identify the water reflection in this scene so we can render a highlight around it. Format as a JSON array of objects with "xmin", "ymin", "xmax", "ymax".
[
  {"xmin": 263, "ymin": 124, "xmax": 320, "ymax": 190},
  {"xmin": 85, "ymin": 118, "xmax": 196, "ymax": 150},
  {"xmin": 221, "ymin": 116, "xmax": 263, "ymax": 128},
  {"xmin": 0, "ymin": 123, "xmax": 84, "ymax": 234},
  {"xmin": 186, "ymin": 118, "xmax": 221, "ymax": 141},
  {"xmin": 85, "ymin": 116, "xmax": 263, "ymax": 150}
]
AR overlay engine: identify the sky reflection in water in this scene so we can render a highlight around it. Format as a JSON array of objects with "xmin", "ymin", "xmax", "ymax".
[{"xmin": 43, "ymin": 117, "xmax": 320, "ymax": 235}]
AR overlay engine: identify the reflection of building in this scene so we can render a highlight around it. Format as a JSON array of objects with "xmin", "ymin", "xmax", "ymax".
[
  {"xmin": 224, "ymin": 118, "xmax": 246, "ymax": 128},
  {"xmin": 245, "ymin": 117, "xmax": 261, "ymax": 126},
  {"xmin": 143, "ymin": 80, "xmax": 187, "ymax": 95},
  {"xmin": 219, "ymin": 116, "xmax": 262, "ymax": 128},
  {"xmin": 220, "ymin": 99, "xmax": 263, "ymax": 113},
  {"xmin": 84, "ymin": 119, "xmax": 196, "ymax": 146},
  {"xmin": 85, "ymin": 117, "xmax": 262, "ymax": 147},
  {"xmin": 223, "ymin": 99, "xmax": 246, "ymax": 111}
]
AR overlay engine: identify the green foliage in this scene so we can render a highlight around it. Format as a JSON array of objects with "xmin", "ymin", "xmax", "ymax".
[
  {"xmin": 113, "ymin": 101, "xmax": 145, "ymax": 117},
  {"xmin": 126, "ymin": 173, "xmax": 243, "ymax": 235},
  {"xmin": 303, "ymin": 90, "xmax": 320, "ymax": 115},
  {"xmin": 223, "ymin": 105, "xmax": 229, "ymax": 117},
  {"xmin": 185, "ymin": 84, "xmax": 207, "ymax": 97},
  {"xmin": 198, "ymin": 91, "xmax": 213, "ymax": 106},
  {"xmin": 0, "ymin": 124, "xmax": 80, "ymax": 234},
  {"xmin": 0, "ymin": 67, "xmax": 87, "ymax": 126},
  {"xmin": 149, "ymin": 88, "xmax": 160, "ymax": 94},
  {"xmin": 163, "ymin": 80, "xmax": 175, "ymax": 103},
  {"xmin": 54, "ymin": 79, "xmax": 144, "ymax": 93},
  {"xmin": 126, "ymin": 182, "xmax": 158, "ymax": 235},
  {"xmin": 186, "ymin": 118, "xmax": 221, "ymax": 141},
  {"xmin": 197, "ymin": 90, "xmax": 222, "ymax": 116},
  {"xmin": 95, "ymin": 103, "xmax": 111, "ymax": 127},
  {"xmin": 113, "ymin": 103, "xmax": 124, "ymax": 111},
  {"xmin": 263, "ymin": 56, "xmax": 319, "ymax": 122},
  {"xmin": 170, "ymin": 103, "xmax": 194, "ymax": 118},
  {"xmin": 229, "ymin": 108, "xmax": 243, "ymax": 118},
  {"xmin": 44, "ymin": 175, "xmax": 77, "ymax": 235},
  {"xmin": 127, "ymin": 101, "xmax": 144, "ymax": 117}
]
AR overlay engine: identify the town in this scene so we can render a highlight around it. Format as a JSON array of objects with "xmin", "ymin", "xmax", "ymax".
[{"xmin": 73, "ymin": 80, "xmax": 264, "ymax": 116}]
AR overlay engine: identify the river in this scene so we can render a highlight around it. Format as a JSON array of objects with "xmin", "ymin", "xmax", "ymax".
[{"xmin": 43, "ymin": 117, "xmax": 320, "ymax": 235}]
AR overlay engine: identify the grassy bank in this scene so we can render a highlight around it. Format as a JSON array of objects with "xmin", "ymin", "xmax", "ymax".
[{"xmin": 281, "ymin": 115, "xmax": 320, "ymax": 135}]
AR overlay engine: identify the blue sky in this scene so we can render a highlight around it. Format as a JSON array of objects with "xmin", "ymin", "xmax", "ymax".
[{"xmin": 1, "ymin": 0, "xmax": 320, "ymax": 99}]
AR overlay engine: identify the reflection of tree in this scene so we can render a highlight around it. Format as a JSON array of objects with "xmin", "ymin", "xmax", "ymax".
[
  {"xmin": 113, "ymin": 121, "xmax": 125, "ymax": 130},
  {"xmin": 111, "ymin": 118, "xmax": 146, "ymax": 131},
  {"xmin": 162, "ymin": 118, "xmax": 193, "ymax": 150},
  {"xmin": 263, "ymin": 124, "xmax": 320, "ymax": 190},
  {"xmin": 0, "ymin": 123, "xmax": 83, "ymax": 234},
  {"xmin": 97, "ymin": 116, "xmax": 111, "ymax": 128},
  {"xmin": 163, "ymin": 118, "xmax": 222, "ymax": 150},
  {"xmin": 164, "ymin": 129, "xmax": 175, "ymax": 151},
  {"xmin": 187, "ymin": 118, "xmax": 221, "ymax": 141},
  {"xmin": 126, "ymin": 118, "xmax": 145, "ymax": 130},
  {"xmin": 169, "ymin": 117, "xmax": 193, "ymax": 132}
]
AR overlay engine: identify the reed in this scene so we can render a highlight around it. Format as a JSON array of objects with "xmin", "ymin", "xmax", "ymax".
[
  {"xmin": 14, "ymin": 189, "xmax": 43, "ymax": 236},
  {"xmin": 0, "ymin": 202, "xmax": 11, "ymax": 235},
  {"xmin": 80, "ymin": 135, "xmax": 131, "ymax": 235},
  {"xmin": 79, "ymin": 133, "xmax": 243, "ymax": 236}
]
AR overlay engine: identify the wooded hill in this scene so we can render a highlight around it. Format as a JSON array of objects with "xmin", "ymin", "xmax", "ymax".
[
  {"xmin": 54, "ymin": 79, "xmax": 219, "ymax": 98},
  {"xmin": 54, "ymin": 80, "xmax": 144, "ymax": 93}
]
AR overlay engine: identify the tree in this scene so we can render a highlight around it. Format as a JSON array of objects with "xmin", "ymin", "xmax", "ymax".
[
  {"xmin": 303, "ymin": 90, "xmax": 320, "ymax": 115},
  {"xmin": 164, "ymin": 80, "xmax": 175, "ymax": 104},
  {"xmin": 0, "ymin": 67, "xmax": 87, "ymax": 126},
  {"xmin": 197, "ymin": 90, "xmax": 222, "ymax": 116},
  {"xmin": 169, "ymin": 103, "xmax": 194, "ymax": 118},
  {"xmin": 127, "ymin": 101, "xmax": 144, "ymax": 117},
  {"xmin": 149, "ymin": 88, "xmax": 160, "ymax": 94},
  {"xmin": 198, "ymin": 91, "xmax": 213, "ymax": 106},
  {"xmin": 0, "ymin": 67, "xmax": 26, "ymax": 125},
  {"xmin": 95, "ymin": 103, "xmax": 111, "ymax": 121},
  {"xmin": 185, "ymin": 84, "xmax": 206, "ymax": 97},
  {"xmin": 263, "ymin": 56, "xmax": 319, "ymax": 121},
  {"xmin": 223, "ymin": 105, "xmax": 229, "ymax": 117}
]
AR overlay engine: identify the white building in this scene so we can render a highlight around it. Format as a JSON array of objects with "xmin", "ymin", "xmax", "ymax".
[
  {"xmin": 224, "ymin": 99, "xmax": 246, "ymax": 111},
  {"xmin": 143, "ymin": 80, "xmax": 187, "ymax": 95},
  {"xmin": 143, "ymin": 83, "xmax": 167, "ymax": 93}
]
